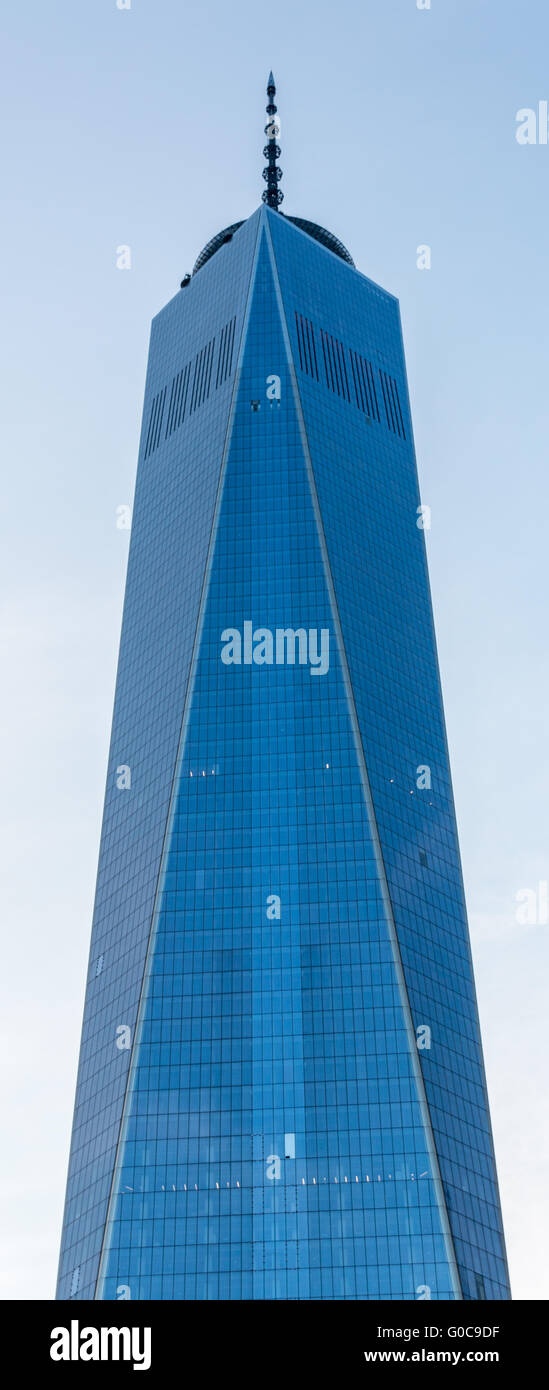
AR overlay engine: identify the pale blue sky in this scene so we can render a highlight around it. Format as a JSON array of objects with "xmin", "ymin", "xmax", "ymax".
[{"xmin": 1, "ymin": 0, "xmax": 547, "ymax": 1299}]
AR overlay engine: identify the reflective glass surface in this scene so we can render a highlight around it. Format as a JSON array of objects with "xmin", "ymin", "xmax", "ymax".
[{"xmin": 58, "ymin": 209, "xmax": 509, "ymax": 1302}]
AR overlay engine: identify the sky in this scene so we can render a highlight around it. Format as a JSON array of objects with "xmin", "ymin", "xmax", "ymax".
[{"xmin": 0, "ymin": 0, "xmax": 547, "ymax": 1301}]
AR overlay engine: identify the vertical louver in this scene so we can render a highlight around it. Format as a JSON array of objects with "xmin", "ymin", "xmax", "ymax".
[
  {"xmin": 143, "ymin": 320, "xmax": 238, "ymax": 459},
  {"xmin": 293, "ymin": 312, "xmax": 407, "ymax": 438}
]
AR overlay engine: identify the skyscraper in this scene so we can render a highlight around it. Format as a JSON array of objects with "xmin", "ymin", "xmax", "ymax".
[{"xmin": 57, "ymin": 77, "xmax": 510, "ymax": 1302}]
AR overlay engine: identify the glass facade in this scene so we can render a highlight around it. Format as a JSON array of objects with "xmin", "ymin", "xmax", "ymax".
[{"xmin": 57, "ymin": 205, "xmax": 510, "ymax": 1301}]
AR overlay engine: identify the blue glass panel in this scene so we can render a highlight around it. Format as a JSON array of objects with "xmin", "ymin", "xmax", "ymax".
[
  {"xmin": 98, "ymin": 233, "xmax": 456, "ymax": 1301},
  {"xmin": 269, "ymin": 209, "xmax": 509, "ymax": 1300},
  {"xmin": 56, "ymin": 212, "xmax": 262, "ymax": 1300},
  {"xmin": 58, "ymin": 206, "xmax": 509, "ymax": 1302}
]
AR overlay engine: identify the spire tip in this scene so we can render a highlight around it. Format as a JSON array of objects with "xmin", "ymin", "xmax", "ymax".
[{"xmin": 262, "ymin": 73, "xmax": 283, "ymax": 208}]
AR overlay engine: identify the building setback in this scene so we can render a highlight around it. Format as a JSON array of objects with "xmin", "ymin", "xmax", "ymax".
[{"xmin": 57, "ymin": 77, "xmax": 510, "ymax": 1302}]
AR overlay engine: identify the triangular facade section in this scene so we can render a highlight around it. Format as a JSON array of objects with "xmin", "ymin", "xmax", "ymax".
[
  {"xmin": 268, "ymin": 208, "xmax": 509, "ymax": 1301},
  {"xmin": 56, "ymin": 212, "xmax": 261, "ymax": 1301},
  {"xmin": 97, "ymin": 222, "xmax": 458, "ymax": 1302}
]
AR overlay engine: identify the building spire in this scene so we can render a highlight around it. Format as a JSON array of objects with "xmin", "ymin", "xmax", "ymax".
[{"xmin": 262, "ymin": 71, "xmax": 283, "ymax": 208}]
